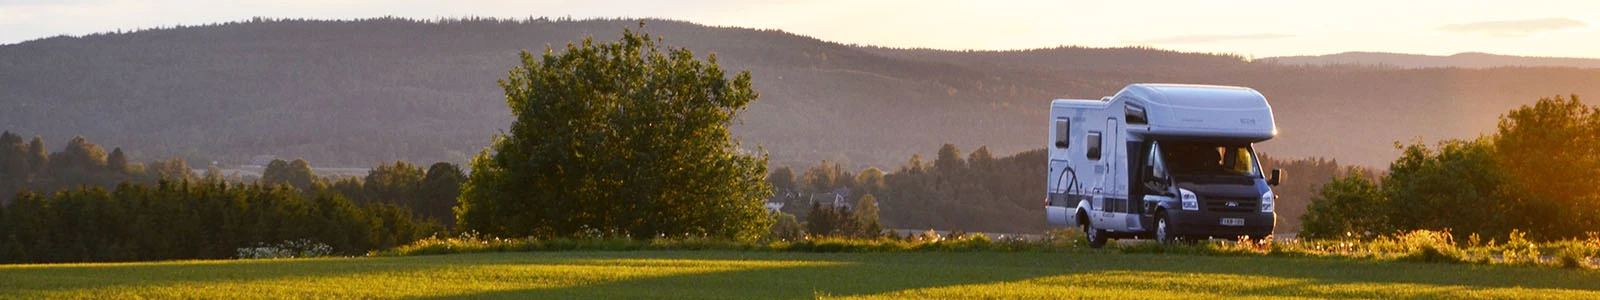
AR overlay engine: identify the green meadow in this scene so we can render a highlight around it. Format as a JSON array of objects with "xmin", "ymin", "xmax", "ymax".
[{"xmin": 3, "ymin": 250, "xmax": 1597, "ymax": 299}]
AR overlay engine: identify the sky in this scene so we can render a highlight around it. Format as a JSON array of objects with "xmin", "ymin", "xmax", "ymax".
[{"xmin": 1, "ymin": 0, "xmax": 1597, "ymax": 58}]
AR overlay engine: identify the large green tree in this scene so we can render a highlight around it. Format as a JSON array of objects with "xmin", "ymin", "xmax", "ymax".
[
  {"xmin": 1493, "ymin": 95, "xmax": 1600, "ymax": 239},
  {"xmin": 1382, "ymin": 138, "xmax": 1512, "ymax": 238},
  {"xmin": 456, "ymin": 24, "xmax": 771, "ymax": 240}
]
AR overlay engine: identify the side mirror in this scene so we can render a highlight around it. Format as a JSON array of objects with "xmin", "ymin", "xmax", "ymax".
[
  {"xmin": 1144, "ymin": 165, "xmax": 1156, "ymax": 179},
  {"xmin": 1267, "ymin": 168, "xmax": 1283, "ymax": 186}
]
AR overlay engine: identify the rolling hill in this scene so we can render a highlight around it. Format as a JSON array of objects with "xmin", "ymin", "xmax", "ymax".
[
  {"xmin": 1262, "ymin": 51, "xmax": 1600, "ymax": 69},
  {"xmin": 4, "ymin": 17, "xmax": 1599, "ymax": 172}
]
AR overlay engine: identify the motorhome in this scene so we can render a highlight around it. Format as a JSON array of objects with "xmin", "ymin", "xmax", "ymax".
[{"xmin": 1045, "ymin": 84, "xmax": 1281, "ymax": 247}]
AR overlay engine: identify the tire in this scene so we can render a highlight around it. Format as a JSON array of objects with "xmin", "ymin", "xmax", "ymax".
[
  {"xmin": 1084, "ymin": 222, "xmax": 1108, "ymax": 249},
  {"xmin": 1155, "ymin": 212, "xmax": 1175, "ymax": 245}
]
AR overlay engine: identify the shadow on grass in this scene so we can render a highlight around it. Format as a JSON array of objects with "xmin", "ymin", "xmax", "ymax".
[{"xmin": 423, "ymin": 251, "xmax": 1600, "ymax": 299}]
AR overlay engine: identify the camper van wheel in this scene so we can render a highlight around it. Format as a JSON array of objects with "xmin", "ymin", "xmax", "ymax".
[
  {"xmin": 1084, "ymin": 224, "xmax": 1108, "ymax": 248},
  {"xmin": 1155, "ymin": 213, "xmax": 1174, "ymax": 245}
]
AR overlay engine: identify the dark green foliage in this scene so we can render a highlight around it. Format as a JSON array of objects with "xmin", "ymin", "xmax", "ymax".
[
  {"xmin": 854, "ymin": 168, "xmax": 886, "ymax": 197},
  {"xmin": 934, "ymin": 143, "xmax": 965, "ymax": 177},
  {"xmin": 768, "ymin": 167, "xmax": 796, "ymax": 194},
  {"xmin": 457, "ymin": 25, "xmax": 771, "ymax": 241},
  {"xmin": 874, "ymin": 146, "xmax": 1046, "ymax": 233},
  {"xmin": 0, "ymin": 132, "xmax": 452, "ymax": 263},
  {"xmin": 805, "ymin": 202, "xmax": 848, "ymax": 238},
  {"xmin": 1383, "ymin": 139, "xmax": 1511, "ymax": 238},
  {"xmin": 330, "ymin": 160, "xmax": 465, "ymax": 228},
  {"xmin": 27, "ymin": 137, "xmax": 48, "ymax": 174},
  {"xmin": 767, "ymin": 211, "xmax": 804, "ymax": 241},
  {"xmin": 803, "ymin": 161, "xmax": 843, "ymax": 194},
  {"xmin": 1259, "ymin": 154, "xmax": 1364, "ymax": 234},
  {"xmin": 0, "ymin": 179, "xmax": 437, "ymax": 263},
  {"xmin": 418, "ymin": 162, "xmax": 466, "ymax": 226},
  {"xmin": 0, "ymin": 134, "xmax": 152, "ymax": 200},
  {"xmin": 262, "ymin": 159, "xmax": 292, "ymax": 186},
  {"xmin": 262, "ymin": 159, "xmax": 316, "ymax": 191},
  {"xmin": 1301, "ymin": 172, "xmax": 1387, "ymax": 239},
  {"xmin": 148, "ymin": 158, "xmax": 194, "ymax": 181},
  {"xmin": 1301, "ymin": 139, "xmax": 1517, "ymax": 242},
  {"xmin": 1494, "ymin": 95, "xmax": 1600, "ymax": 240},
  {"xmin": 853, "ymin": 194, "xmax": 883, "ymax": 238},
  {"xmin": 800, "ymin": 194, "xmax": 883, "ymax": 239},
  {"xmin": 0, "ymin": 132, "xmax": 25, "ymax": 177},
  {"xmin": 364, "ymin": 160, "xmax": 425, "ymax": 206},
  {"xmin": 51, "ymin": 136, "xmax": 107, "ymax": 173},
  {"xmin": 106, "ymin": 148, "xmax": 128, "ymax": 173},
  {"xmin": 1301, "ymin": 95, "xmax": 1600, "ymax": 242}
]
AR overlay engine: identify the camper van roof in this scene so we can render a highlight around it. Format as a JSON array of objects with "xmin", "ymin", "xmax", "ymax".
[
  {"xmin": 1116, "ymin": 84, "xmax": 1276, "ymax": 141},
  {"xmin": 1121, "ymin": 84, "xmax": 1262, "ymax": 108}
]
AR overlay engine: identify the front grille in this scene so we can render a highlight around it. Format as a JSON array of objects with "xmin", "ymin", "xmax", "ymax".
[{"xmin": 1205, "ymin": 197, "xmax": 1258, "ymax": 212}]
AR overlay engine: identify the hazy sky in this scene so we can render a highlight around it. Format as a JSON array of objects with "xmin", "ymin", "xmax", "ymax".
[{"xmin": 2, "ymin": 0, "xmax": 1597, "ymax": 58}]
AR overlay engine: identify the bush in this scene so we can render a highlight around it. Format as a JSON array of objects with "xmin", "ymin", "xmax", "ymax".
[{"xmin": 455, "ymin": 24, "xmax": 771, "ymax": 241}]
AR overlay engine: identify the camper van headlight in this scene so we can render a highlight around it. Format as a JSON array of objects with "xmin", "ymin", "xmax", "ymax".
[
  {"xmin": 1261, "ymin": 191, "xmax": 1276, "ymax": 213},
  {"xmin": 1180, "ymin": 188, "xmax": 1198, "ymax": 211}
]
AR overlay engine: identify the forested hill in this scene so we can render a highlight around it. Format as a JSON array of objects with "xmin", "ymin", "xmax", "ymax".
[
  {"xmin": 5, "ymin": 18, "xmax": 1600, "ymax": 169},
  {"xmin": 1261, "ymin": 51, "xmax": 1600, "ymax": 69}
]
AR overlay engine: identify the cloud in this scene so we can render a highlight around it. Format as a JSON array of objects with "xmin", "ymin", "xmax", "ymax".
[
  {"xmin": 1438, "ymin": 17, "xmax": 1588, "ymax": 38},
  {"xmin": 1135, "ymin": 33, "xmax": 1294, "ymax": 45}
]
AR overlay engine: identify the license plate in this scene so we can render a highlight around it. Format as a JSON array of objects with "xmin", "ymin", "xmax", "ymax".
[{"xmin": 1220, "ymin": 218, "xmax": 1245, "ymax": 226}]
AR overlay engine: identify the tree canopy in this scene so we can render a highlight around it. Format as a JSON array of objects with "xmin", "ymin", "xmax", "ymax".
[
  {"xmin": 456, "ymin": 24, "xmax": 771, "ymax": 240},
  {"xmin": 1301, "ymin": 95, "xmax": 1600, "ymax": 241}
]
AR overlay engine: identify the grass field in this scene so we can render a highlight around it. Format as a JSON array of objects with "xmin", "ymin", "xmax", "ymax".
[{"xmin": 3, "ymin": 250, "xmax": 1598, "ymax": 299}]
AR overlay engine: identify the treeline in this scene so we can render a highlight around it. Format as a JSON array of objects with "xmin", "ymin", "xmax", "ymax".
[
  {"xmin": 771, "ymin": 144, "xmax": 1357, "ymax": 234},
  {"xmin": 770, "ymin": 145, "xmax": 1046, "ymax": 233},
  {"xmin": 1, "ymin": 132, "xmax": 207, "ymax": 203},
  {"xmin": 0, "ymin": 180, "xmax": 434, "ymax": 263},
  {"xmin": 265, "ymin": 159, "xmax": 465, "ymax": 227},
  {"xmin": 1258, "ymin": 154, "xmax": 1373, "ymax": 234},
  {"xmin": 1303, "ymin": 95, "xmax": 1600, "ymax": 242},
  {"xmin": 0, "ymin": 132, "xmax": 466, "ymax": 263}
]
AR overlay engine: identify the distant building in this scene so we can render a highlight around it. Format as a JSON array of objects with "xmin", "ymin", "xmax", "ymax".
[
  {"xmin": 812, "ymin": 187, "xmax": 852, "ymax": 210},
  {"xmin": 765, "ymin": 187, "xmax": 853, "ymax": 213}
]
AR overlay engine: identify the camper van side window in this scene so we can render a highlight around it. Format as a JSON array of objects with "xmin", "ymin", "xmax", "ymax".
[
  {"xmin": 1086, "ymin": 131, "xmax": 1102, "ymax": 160},
  {"xmin": 1125, "ymin": 105, "xmax": 1148, "ymax": 125},
  {"xmin": 1054, "ymin": 120, "xmax": 1070, "ymax": 149}
]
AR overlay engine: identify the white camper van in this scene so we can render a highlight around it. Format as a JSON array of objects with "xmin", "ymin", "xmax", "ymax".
[{"xmin": 1045, "ymin": 84, "xmax": 1282, "ymax": 248}]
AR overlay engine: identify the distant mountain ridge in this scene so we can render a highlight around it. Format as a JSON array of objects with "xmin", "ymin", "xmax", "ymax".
[
  {"xmin": 3, "ymin": 18, "xmax": 1599, "ymax": 171},
  {"xmin": 1261, "ymin": 51, "xmax": 1600, "ymax": 69}
]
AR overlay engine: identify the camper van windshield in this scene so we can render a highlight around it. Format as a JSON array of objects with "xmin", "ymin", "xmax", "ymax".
[{"xmin": 1162, "ymin": 142, "xmax": 1262, "ymax": 178}]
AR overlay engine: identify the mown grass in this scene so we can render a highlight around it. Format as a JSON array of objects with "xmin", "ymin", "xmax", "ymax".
[
  {"xmin": 376, "ymin": 229, "xmax": 1600, "ymax": 269},
  {"xmin": 3, "ymin": 250, "xmax": 1597, "ymax": 299}
]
